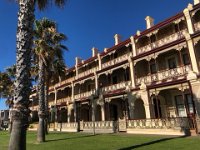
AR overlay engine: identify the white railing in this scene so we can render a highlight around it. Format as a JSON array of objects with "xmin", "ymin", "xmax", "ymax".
[
  {"xmin": 74, "ymin": 89, "xmax": 96, "ymax": 99},
  {"xmin": 78, "ymin": 67, "xmax": 99, "ymax": 78},
  {"xmin": 57, "ymin": 97, "xmax": 71, "ymax": 104},
  {"xmin": 83, "ymin": 121, "xmax": 117, "ymax": 129},
  {"xmin": 102, "ymin": 81, "xmax": 131, "ymax": 92},
  {"xmin": 127, "ymin": 117, "xmax": 193, "ymax": 129},
  {"xmin": 49, "ymin": 77, "xmax": 75, "ymax": 90},
  {"xmin": 102, "ymin": 53, "xmax": 129, "ymax": 69},
  {"xmin": 136, "ymin": 65, "xmax": 191, "ymax": 85},
  {"xmin": 137, "ymin": 29, "xmax": 187, "ymax": 55},
  {"xmin": 137, "ymin": 44, "xmax": 152, "ymax": 55},
  {"xmin": 61, "ymin": 122, "xmax": 78, "ymax": 128}
]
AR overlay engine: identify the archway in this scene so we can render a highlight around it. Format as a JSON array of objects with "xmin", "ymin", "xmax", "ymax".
[{"xmin": 133, "ymin": 99, "xmax": 146, "ymax": 119}]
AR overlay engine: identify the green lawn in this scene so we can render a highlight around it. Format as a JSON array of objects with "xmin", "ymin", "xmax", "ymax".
[{"xmin": 0, "ymin": 131, "xmax": 199, "ymax": 150}]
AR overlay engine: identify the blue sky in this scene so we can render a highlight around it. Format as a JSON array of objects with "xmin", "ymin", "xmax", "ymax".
[{"xmin": 0, "ymin": 0, "xmax": 193, "ymax": 109}]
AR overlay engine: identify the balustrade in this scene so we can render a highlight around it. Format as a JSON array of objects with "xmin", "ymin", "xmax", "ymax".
[
  {"xmin": 136, "ymin": 65, "xmax": 191, "ymax": 85},
  {"xmin": 83, "ymin": 121, "xmax": 116, "ymax": 129},
  {"xmin": 78, "ymin": 67, "xmax": 99, "ymax": 78},
  {"xmin": 74, "ymin": 89, "xmax": 96, "ymax": 100},
  {"xmin": 102, "ymin": 81, "xmax": 131, "ymax": 92},
  {"xmin": 137, "ymin": 29, "xmax": 187, "ymax": 55},
  {"xmin": 102, "ymin": 53, "xmax": 129, "ymax": 69},
  {"xmin": 127, "ymin": 117, "xmax": 192, "ymax": 129},
  {"xmin": 57, "ymin": 97, "xmax": 71, "ymax": 104}
]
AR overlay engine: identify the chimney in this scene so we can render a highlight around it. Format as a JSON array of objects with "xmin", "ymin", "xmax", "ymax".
[
  {"xmin": 114, "ymin": 34, "xmax": 121, "ymax": 45},
  {"xmin": 194, "ymin": 0, "xmax": 200, "ymax": 5},
  {"xmin": 145, "ymin": 16, "xmax": 154, "ymax": 29},
  {"xmin": 104, "ymin": 48, "xmax": 108, "ymax": 53},
  {"xmin": 75, "ymin": 57, "xmax": 82, "ymax": 66},
  {"xmin": 91, "ymin": 47, "xmax": 98, "ymax": 57}
]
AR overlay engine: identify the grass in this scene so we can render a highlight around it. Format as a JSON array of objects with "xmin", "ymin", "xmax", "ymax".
[{"xmin": 0, "ymin": 131, "xmax": 200, "ymax": 150}]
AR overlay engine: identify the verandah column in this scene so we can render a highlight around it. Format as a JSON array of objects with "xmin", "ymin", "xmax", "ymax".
[
  {"xmin": 139, "ymin": 86, "xmax": 152, "ymax": 119},
  {"xmin": 183, "ymin": 5, "xmax": 194, "ymax": 34}
]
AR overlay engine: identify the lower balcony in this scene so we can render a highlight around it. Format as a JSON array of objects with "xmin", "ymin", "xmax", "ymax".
[
  {"xmin": 126, "ymin": 117, "xmax": 195, "ymax": 135},
  {"xmin": 136, "ymin": 65, "xmax": 191, "ymax": 85}
]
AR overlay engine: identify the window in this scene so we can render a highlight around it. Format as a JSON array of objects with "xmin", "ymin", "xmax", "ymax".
[
  {"xmin": 150, "ymin": 62, "xmax": 157, "ymax": 74},
  {"xmin": 182, "ymin": 53, "xmax": 190, "ymax": 65},
  {"xmin": 112, "ymin": 76, "xmax": 117, "ymax": 84},
  {"xmin": 167, "ymin": 57, "xmax": 177, "ymax": 69},
  {"xmin": 87, "ymin": 84, "xmax": 91, "ymax": 91},
  {"xmin": 175, "ymin": 95, "xmax": 187, "ymax": 117},
  {"xmin": 185, "ymin": 94, "xmax": 194, "ymax": 114}
]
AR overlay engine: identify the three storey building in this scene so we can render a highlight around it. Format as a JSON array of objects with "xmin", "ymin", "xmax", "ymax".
[{"xmin": 30, "ymin": 0, "xmax": 200, "ymax": 135}]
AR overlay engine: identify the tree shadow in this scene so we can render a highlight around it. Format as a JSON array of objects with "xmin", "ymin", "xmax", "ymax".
[
  {"xmin": 46, "ymin": 134, "xmax": 98, "ymax": 142},
  {"xmin": 118, "ymin": 135, "xmax": 188, "ymax": 150}
]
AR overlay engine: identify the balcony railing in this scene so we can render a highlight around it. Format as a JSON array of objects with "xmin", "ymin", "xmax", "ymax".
[
  {"xmin": 49, "ymin": 77, "xmax": 75, "ymax": 90},
  {"xmin": 74, "ymin": 89, "xmax": 96, "ymax": 100},
  {"xmin": 81, "ymin": 121, "xmax": 117, "ymax": 132},
  {"xmin": 194, "ymin": 21, "xmax": 200, "ymax": 32},
  {"xmin": 102, "ymin": 81, "xmax": 131, "ymax": 92},
  {"xmin": 102, "ymin": 53, "xmax": 129, "ymax": 69},
  {"xmin": 78, "ymin": 67, "xmax": 99, "ymax": 79},
  {"xmin": 137, "ymin": 29, "xmax": 187, "ymax": 55},
  {"xmin": 57, "ymin": 97, "xmax": 71, "ymax": 104},
  {"xmin": 127, "ymin": 117, "xmax": 194, "ymax": 130},
  {"xmin": 136, "ymin": 65, "xmax": 191, "ymax": 85}
]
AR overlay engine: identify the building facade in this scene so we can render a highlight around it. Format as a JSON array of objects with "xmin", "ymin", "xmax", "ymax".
[{"xmin": 30, "ymin": 1, "xmax": 200, "ymax": 135}]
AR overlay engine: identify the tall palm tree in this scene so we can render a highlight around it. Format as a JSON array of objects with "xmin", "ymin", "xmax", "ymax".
[
  {"xmin": 33, "ymin": 18, "xmax": 67, "ymax": 142},
  {"xmin": 9, "ymin": 1, "xmax": 67, "ymax": 150}
]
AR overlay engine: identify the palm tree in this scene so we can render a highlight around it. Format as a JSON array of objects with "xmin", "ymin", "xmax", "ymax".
[
  {"xmin": 9, "ymin": 1, "xmax": 67, "ymax": 150},
  {"xmin": 0, "ymin": 72, "xmax": 13, "ymax": 101},
  {"xmin": 33, "ymin": 18, "xmax": 67, "ymax": 142}
]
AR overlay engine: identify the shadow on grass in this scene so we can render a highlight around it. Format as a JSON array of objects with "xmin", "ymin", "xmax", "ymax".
[
  {"xmin": 118, "ymin": 135, "xmax": 188, "ymax": 150},
  {"xmin": 46, "ymin": 134, "xmax": 98, "ymax": 142}
]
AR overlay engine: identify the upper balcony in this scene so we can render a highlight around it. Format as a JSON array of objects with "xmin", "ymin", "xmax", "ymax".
[
  {"xmin": 136, "ymin": 18, "xmax": 187, "ymax": 55},
  {"xmin": 192, "ymin": 8, "xmax": 200, "ymax": 32},
  {"xmin": 77, "ymin": 60, "xmax": 99, "ymax": 79},
  {"xmin": 135, "ymin": 48, "xmax": 191, "ymax": 86},
  {"xmin": 102, "ymin": 53, "xmax": 130, "ymax": 69},
  {"xmin": 137, "ymin": 29, "xmax": 187, "ymax": 55},
  {"xmin": 77, "ymin": 66, "xmax": 99, "ymax": 79},
  {"xmin": 135, "ymin": 64, "xmax": 191, "ymax": 85},
  {"xmin": 74, "ymin": 90, "xmax": 96, "ymax": 100},
  {"xmin": 57, "ymin": 96, "xmax": 72, "ymax": 105},
  {"xmin": 102, "ymin": 81, "xmax": 131, "ymax": 93}
]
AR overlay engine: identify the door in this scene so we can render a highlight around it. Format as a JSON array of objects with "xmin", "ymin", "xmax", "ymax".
[{"xmin": 153, "ymin": 98, "xmax": 162, "ymax": 118}]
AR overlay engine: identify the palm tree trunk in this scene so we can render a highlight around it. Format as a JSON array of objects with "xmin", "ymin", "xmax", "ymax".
[
  {"xmin": 37, "ymin": 60, "xmax": 46, "ymax": 142},
  {"xmin": 9, "ymin": 1, "xmax": 34, "ymax": 150},
  {"xmin": 44, "ymin": 77, "xmax": 49, "ymax": 135}
]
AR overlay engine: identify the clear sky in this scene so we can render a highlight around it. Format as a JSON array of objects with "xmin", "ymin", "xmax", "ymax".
[{"xmin": 0, "ymin": 0, "xmax": 193, "ymax": 109}]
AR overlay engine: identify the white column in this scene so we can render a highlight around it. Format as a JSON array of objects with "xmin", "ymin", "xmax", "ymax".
[
  {"xmin": 129, "ymin": 58, "xmax": 136, "ymax": 88},
  {"xmin": 98, "ymin": 53, "xmax": 102, "ymax": 70},
  {"xmin": 140, "ymin": 90, "xmax": 151, "ymax": 119},
  {"xmin": 183, "ymin": 7, "xmax": 194, "ymax": 34},
  {"xmin": 130, "ymin": 36, "xmax": 136, "ymax": 57},
  {"xmin": 71, "ymin": 82, "xmax": 74, "ymax": 101},
  {"xmin": 95, "ymin": 73, "xmax": 98, "ymax": 91},
  {"xmin": 185, "ymin": 33, "xmax": 199, "ymax": 74},
  {"xmin": 101, "ymin": 104, "xmax": 105, "ymax": 121},
  {"xmin": 54, "ymin": 88, "xmax": 57, "ymax": 105}
]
